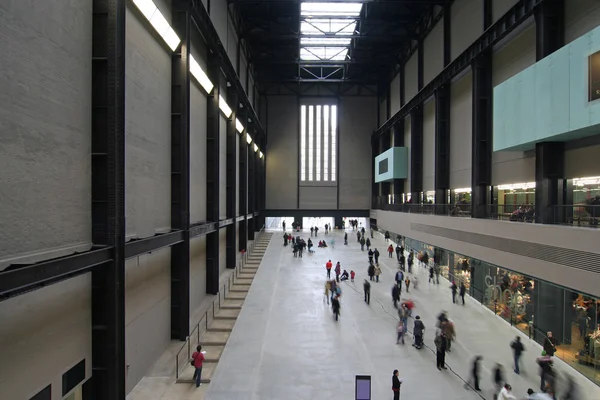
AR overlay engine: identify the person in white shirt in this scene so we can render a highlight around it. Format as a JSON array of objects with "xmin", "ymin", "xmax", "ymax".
[
  {"xmin": 526, "ymin": 388, "xmax": 553, "ymax": 399},
  {"xmin": 498, "ymin": 383, "xmax": 517, "ymax": 400}
]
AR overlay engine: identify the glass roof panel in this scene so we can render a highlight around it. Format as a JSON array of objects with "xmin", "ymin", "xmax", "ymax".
[
  {"xmin": 300, "ymin": 47, "xmax": 349, "ymax": 61},
  {"xmin": 301, "ymin": 2, "xmax": 363, "ymax": 17},
  {"xmin": 300, "ymin": 19, "xmax": 357, "ymax": 35},
  {"xmin": 300, "ymin": 37, "xmax": 351, "ymax": 46}
]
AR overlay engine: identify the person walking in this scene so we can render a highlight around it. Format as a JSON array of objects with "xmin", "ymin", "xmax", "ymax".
[
  {"xmin": 395, "ymin": 270, "xmax": 404, "ymax": 291},
  {"xmin": 442, "ymin": 319, "xmax": 456, "ymax": 352},
  {"xmin": 429, "ymin": 266, "xmax": 435, "ymax": 283},
  {"xmin": 392, "ymin": 284, "xmax": 400, "ymax": 309},
  {"xmin": 510, "ymin": 336, "xmax": 525, "ymax": 375},
  {"xmin": 368, "ymin": 262, "xmax": 375, "ymax": 281},
  {"xmin": 374, "ymin": 248, "xmax": 380, "ymax": 264},
  {"xmin": 395, "ymin": 245, "xmax": 401, "ymax": 261},
  {"xmin": 536, "ymin": 352, "xmax": 553, "ymax": 393},
  {"xmin": 413, "ymin": 316, "xmax": 425, "ymax": 349},
  {"xmin": 368, "ymin": 249, "xmax": 374, "ymax": 264},
  {"xmin": 404, "ymin": 277, "xmax": 411, "ymax": 292},
  {"xmin": 324, "ymin": 280, "xmax": 331, "ymax": 305},
  {"xmin": 191, "ymin": 345, "xmax": 205, "ymax": 388},
  {"xmin": 396, "ymin": 320, "xmax": 405, "ymax": 345},
  {"xmin": 470, "ymin": 356, "xmax": 483, "ymax": 391},
  {"xmin": 451, "ymin": 281, "xmax": 458, "ymax": 304},
  {"xmin": 493, "ymin": 363, "xmax": 505, "ymax": 399},
  {"xmin": 374, "ymin": 263, "xmax": 382, "ymax": 282},
  {"xmin": 344, "ymin": 232, "xmax": 348, "ymax": 245},
  {"xmin": 385, "ymin": 231, "xmax": 390, "ymax": 242},
  {"xmin": 399, "ymin": 253, "xmax": 406, "ymax": 271},
  {"xmin": 335, "ymin": 262, "xmax": 341, "ymax": 282},
  {"xmin": 331, "ymin": 295, "xmax": 341, "ymax": 321},
  {"xmin": 392, "ymin": 370, "xmax": 403, "ymax": 400},
  {"xmin": 366, "ymin": 237, "xmax": 371, "ymax": 251},
  {"xmin": 326, "ymin": 260, "xmax": 332, "ymax": 279},
  {"xmin": 310, "ymin": 226, "xmax": 314, "ymax": 237},
  {"xmin": 314, "ymin": 226, "xmax": 319, "ymax": 236},
  {"xmin": 498, "ymin": 383, "xmax": 517, "ymax": 400},
  {"xmin": 459, "ymin": 282, "xmax": 466, "ymax": 305},
  {"xmin": 388, "ymin": 244, "xmax": 394, "ymax": 258},
  {"xmin": 364, "ymin": 279, "xmax": 371, "ymax": 304},
  {"xmin": 282, "ymin": 221, "xmax": 286, "ymax": 231},
  {"xmin": 360, "ymin": 236, "xmax": 366, "ymax": 251},
  {"xmin": 434, "ymin": 331, "xmax": 448, "ymax": 370},
  {"xmin": 357, "ymin": 231, "xmax": 361, "ymax": 243}
]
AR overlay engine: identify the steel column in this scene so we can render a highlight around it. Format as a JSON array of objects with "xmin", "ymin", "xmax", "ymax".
[
  {"xmin": 535, "ymin": 142, "xmax": 565, "ymax": 224},
  {"xmin": 238, "ymin": 117, "xmax": 248, "ymax": 252},
  {"xmin": 444, "ymin": 2, "xmax": 451, "ymax": 66},
  {"xmin": 226, "ymin": 88, "xmax": 238, "ymax": 268},
  {"xmin": 535, "ymin": 0, "xmax": 564, "ymax": 61},
  {"xmin": 392, "ymin": 122, "xmax": 405, "ymax": 201},
  {"xmin": 170, "ymin": 1, "xmax": 191, "ymax": 340},
  {"xmin": 410, "ymin": 106, "xmax": 423, "ymax": 202},
  {"xmin": 471, "ymin": 51, "xmax": 493, "ymax": 218},
  {"xmin": 483, "ymin": 0, "xmax": 493, "ymax": 30},
  {"xmin": 247, "ymin": 137, "xmax": 256, "ymax": 240},
  {"xmin": 434, "ymin": 84, "xmax": 450, "ymax": 212},
  {"xmin": 90, "ymin": 0, "xmax": 126, "ymax": 397},
  {"xmin": 417, "ymin": 39, "xmax": 424, "ymax": 91},
  {"xmin": 206, "ymin": 55, "xmax": 221, "ymax": 295}
]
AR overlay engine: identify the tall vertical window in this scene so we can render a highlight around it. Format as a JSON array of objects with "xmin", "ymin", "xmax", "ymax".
[
  {"xmin": 331, "ymin": 105, "xmax": 337, "ymax": 181},
  {"xmin": 300, "ymin": 104, "xmax": 337, "ymax": 182},
  {"xmin": 300, "ymin": 106, "xmax": 307, "ymax": 181},
  {"xmin": 308, "ymin": 106, "xmax": 314, "ymax": 181}
]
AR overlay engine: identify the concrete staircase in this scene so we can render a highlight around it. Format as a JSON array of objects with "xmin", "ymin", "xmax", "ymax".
[{"xmin": 176, "ymin": 233, "xmax": 272, "ymax": 386}]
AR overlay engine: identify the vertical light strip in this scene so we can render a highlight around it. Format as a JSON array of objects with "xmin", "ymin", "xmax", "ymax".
[
  {"xmin": 316, "ymin": 105, "xmax": 322, "ymax": 181},
  {"xmin": 308, "ymin": 106, "xmax": 314, "ymax": 181},
  {"xmin": 300, "ymin": 105, "xmax": 307, "ymax": 181},
  {"xmin": 331, "ymin": 105, "xmax": 337, "ymax": 181},
  {"xmin": 323, "ymin": 105, "xmax": 329, "ymax": 181}
]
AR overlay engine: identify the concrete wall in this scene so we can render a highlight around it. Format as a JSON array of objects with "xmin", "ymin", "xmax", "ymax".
[
  {"xmin": 492, "ymin": 0, "xmax": 519, "ymax": 23},
  {"xmin": 450, "ymin": 0, "xmax": 482, "ymax": 61},
  {"xmin": 403, "ymin": 116, "xmax": 412, "ymax": 194},
  {"xmin": 422, "ymin": 100, "xmax": 436, "ymax": 192},
  {"xmin": 389, "ymin": 73, "xmax": 401, "ymax": 115},
  {"xmin": 449, "ymin": 72, "xmax": 472, "ymax": 189},
  {"xmin": 404, "ymin": 53, "xmax": 418, "ymax": 102},
  {"xmin": 190, "ymin": 236, "xmax": 208, "ymax": 323},
  {"xmin": 424, "ymin": 20, "xmax": 444, "ymax": 87},
  {"xmin": 339, "ymin": 97, "xmax": 377, "ymax": 209},
  {"xmin": 565, "ymin": 144, "xmax": 600, "ymax": 179},
  {"xmin": 0, "ymin": 275, "xmax": 92, "ymax": 400},
  {"xmin": 125, "ymin": 249, "xmax": 171, "ymax": 393},
  {"xmin": 373, "ymin": 210, "xmax": 600, "ymax": 298},
  {"xmin": 565, "ymin": 0, "xmax": 600, "ymax": 44},
  {"xmin": 0, "ymin": 0, "xmax": 92, "ymax": 270},
  {"xmin": 125, "ymin": 2, "xmax": 172, "ymax": 239}
]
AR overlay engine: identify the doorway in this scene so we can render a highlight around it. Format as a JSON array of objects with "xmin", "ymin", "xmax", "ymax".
[
  {"xmin": 302, "ymin": 217, "xmax": 334, "ymax": 230},
  {"xmin": 266, "ymin": 217, "xmax": 294, "ymax": 230},
  {"xmin": 342, "ymin": 217, "xmax": 369, "ymax": 230}
]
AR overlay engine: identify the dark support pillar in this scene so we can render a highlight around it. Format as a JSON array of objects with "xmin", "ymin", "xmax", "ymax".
[
  {"xmin": 170, "ymin": 1, "xmax": 191, "ymax": 340},
  {"xmin": 90, "ymin": 0, "xmax": 126, "ymax": 397},
  {"xmin": 371, "ymin": 136, "xmax": 380, "ymax": 207},
  {"xmin": 483, "ymin": 0, "xmax": 493, "ymax": 30},
  {"xmin": 435, "ymin": 85, "xmax": 450, "ymax": 213},
  {"xmin": 535, "ymin": 0, "xmax": 565, "ymax": 61},
  {"xmin": 206, "ymin": 55, "xmax": 221, "ymax": 295},
  {"xmin": 417, "ymin": 39, "xmax": 424, "ymax": 91},
  {"xmin": 226, "ymin": 88, "xmax": 238, "ymax": 268},
  {"xmin": 410, "ymin": 106, "xmax": 423, "ymax": 202},
  {"xmin": 399, "ymin": 64, "xmax": 405, "ymax": 107},
  {"xmin": 247, "ymin": 137, "xmax": 255, "ymax": 240},
  {"xmin": 535, "ymin": 142, "xmax": 565, "ymax": 224},
  {"xmin": 392, "ymin": 122, "xmax": 405, "ymax": 202},
  {"xmin": 238, "ymin": 127, "xmax": 248, "ymax": 252},
  {"xmin": 444, "ymin": 3, "xmax": 451, "ymax": 67},
  {"xmin": 471, "ymin": 51, "xmax": 493, "ymax": 218}
]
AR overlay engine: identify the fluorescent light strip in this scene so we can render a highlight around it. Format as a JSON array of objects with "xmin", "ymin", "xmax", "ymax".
[
  {"xmin": 218, "ymin": 95, "xmax": 232, "ymax": 118},
  {"xmin": 246, "ymin": 134, "xmax": 253, "ymax": 144},
  {"xmin": 454, "ymin": 188, "xmax": 471, "ymax": 193},
  {"xmin": 497, "ymin": 182, "xmax": 536, "ymax": 191},
  {"xmin": 189, "ymin": 55, "xmax": 214, "ymax": 94},
  {"xmin": 573, "ymin": 176, "xmax": 600, "ymax": 186},
  {"xmin": 259, "ymin": 151, "xmax": 264, "ymax": 159},
  {"xmin": 254, "ymin": 143, "xmax": 259, "ymax": 153},
  {"xmin": 235, "ymin": 118, "xmax": 244, "ymax": 133},
  {"xmin": 132, "ymin": 0, "xmax": 181, "ymax": 51}
]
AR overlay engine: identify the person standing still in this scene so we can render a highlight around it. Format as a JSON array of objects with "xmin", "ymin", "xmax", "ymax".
[
  {"xmin": 459, "ymin": 282, "xmax": 466, "ymax": 305},
  {"xmin": 374, "ymin": 248, "xmax": 380, "ymax": 264},
  {"xmin": 364, "ymin": 279, "xmax": 371, "ymax": 304},
  {"xmin": 388, "ymin": 244, "xmax": 394, "ymax": 258},
  {"xmin": 326, "ymin": 260, "xmax": 333, "ymax": 279},
  {"xmin": 282, "ymin": 221, "xmax": 286, "ymax": 231},
  {"xmin": 434, "ymin": 331, "xmax": 448, "ymax": 370},
  {"xmin": 510, "ymin": 336, "xmax": 525, "ymax": 374},
  {"xmin": 392, "ymin": 370, "xmax": 403, "ymax": 400}
]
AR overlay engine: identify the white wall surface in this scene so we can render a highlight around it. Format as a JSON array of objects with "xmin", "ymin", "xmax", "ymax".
[
  {"xmin": 424, "ymin": 21, "xmax": 444, "ymax": 86},
  {"xmin": 390, "ymin": 73, "xmax": 401, "ymax": 115},
  {"xmin": 449, "ymin": 72, "xmax": 472, "ymax": 189},
  {"xmin": 191, "ymin": 76, "xmax": 208, "ymax": 223},
  {"xmin": 404, "ymin": 53, "xmax": 418, "ymax": 102},
  {"xmin": 450, "ymin": 0, "xmax": 483, "ymax": 61},
  {"xmin": 373, "ymin": 210, "xmax": 600, "ymax": 297},
  {"xmin": 491, "ymin": 151, "xmax": 535, "ymax": 185},
  {"xmin": 565, "ymin": 0, "xmax": 600, "ymax": 44},
  {"xmin": 210, "ymin": 0, "xmax": 228, "ymax": 54},
  {"xmin": 404, "ymin": 116, "xmax": 412, "ymax": 194},
  {"xmin": 190, "ymin": 236, "xmax": 208, "ymax": 323},
  {"xmin": 125, "ymin": 4, "xmax": 172, "ymax": 239},
  {"xmin": 0, "ymin": 0, "xmax": 92, "ymax": 269},
  {"xmin": 422, "ymin": 100, "xmax": 436, "ymax": 191},
  {"xmin": 220, "ymin": 115, "xmax": 227, "ymax": 219},
  {"xmin": 265, "ymin": 96, "xmax": 298, "ymax": 209},
  {"xmin": 492, "ymin": 22, "xmax": 536, "ymax": 87},
  {"xmin": 565, "ymin": 144, "xmax": 600, "ymax": 178},
  {"xmin": 492, "ymin": 0, "xmax": 519, "ymax": 23},
  {"xmin": 338, "ymin": 97, "xmax": 377, "ymax": 209},
  {"xmin": 125, "ymin": 249, "xmax": 171, "ymax": 394},
  {"xmin": 0, "ymin": 275, "xmax": 91, "ymax": 400}
]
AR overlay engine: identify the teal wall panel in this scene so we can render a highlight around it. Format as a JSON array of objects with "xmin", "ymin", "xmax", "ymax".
[{"xmin": 494, "ymin": 25, "xmax": 600, "ymax": 151}]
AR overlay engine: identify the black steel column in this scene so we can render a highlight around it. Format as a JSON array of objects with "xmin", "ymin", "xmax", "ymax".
[
  {"xmin": 535, "ymin": 142, "xmax": 565, "ymax": 223},
  {"xmin": 434, "ymin": 84, "xmax": 450, "ymax": 213},
  {"xmin": 247, "ymin": 135, "xmax": 255, "ymax": 240},
  {"xmin": 483, "ymin": 0, "xmax": 493, "ymax": 30},
  {"xmin": 170, "ymin": 1, "xmax": 191, "ymax": 340},
  {"xmin": 238, "ymin": 126, "xmax": 248, "ymax": 252},
  {"xmin": 392, "ymin": 122, "xmax": 405, "ymax": 202},
  {"xmin": 206, "ymin": 54, "xmax": 221, "ymax": 295},
  {"xmin": 410, "ymin": 106, "xmax": 423, "ymax": 202},
  {"xmin": 371, "ymin": 136, "xmax": 379, "ymax": 207},
  {"xmin": 90, "ymin": 0, "xmax": 126, "ymax": 397},
  {"xmin": 471, "ymin": 51, "xmax": 493, "ymax": 218},
  {"xmin": 535, "ymin": 0, "xmax": 565, "ymax": 61},
  {"xmin": 226, "ymin": 87, "xmax": 238, "ymax": 268},
  {"xmin": 444, "ymin": 2, "xmax": 451, "ymax": 67}
]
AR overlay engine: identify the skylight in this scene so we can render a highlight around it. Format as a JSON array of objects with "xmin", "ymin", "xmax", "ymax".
[
  {"xmin": 300, "ymin": 19, "xmax": 357, "ymax": 35},
  {"xmin": 301, "ymin": 37, "xmax": 351, "ymax": 46},
  {"xmin": 301, "ymin": 47, "xmax": 349, "ymax": 61},
  {"xmin": 301, "ymin": 2, "xmax": 363, "ymax": 17}
]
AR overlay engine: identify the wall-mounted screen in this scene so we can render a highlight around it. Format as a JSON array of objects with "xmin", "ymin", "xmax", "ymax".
[{"xmin": 378, "ymin": 159, "xmax": 388, "ymax": 174}]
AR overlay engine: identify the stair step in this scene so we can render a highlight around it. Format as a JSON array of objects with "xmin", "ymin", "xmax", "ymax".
[
  {"xmin": 215, "ymin": 308, "xmax": 240, "ymax": 319},
  {"xmin": 200, "ymin": 331, "xmax": 230, "ymax": 346},
  {"xmin": 230, "ymin": 284, "xmax": 250, "ymax": 292},
  {"xmin": 235, "ymin": 278, "xmax": 253, "ymax": 285},
  {"xmin": 209, "ymin": 319, "xmax": 236, "ymax": 331},
  {"xmin": 176, "ymin": 360, "xmax": 218, "ymax": 384},
  {"xmin": 226, "ymin": 292, "xmax": 247, "ymax": 300},
  {"xmin": 221, "ymin": 299, "xmax": 243, "ymax": 308}
]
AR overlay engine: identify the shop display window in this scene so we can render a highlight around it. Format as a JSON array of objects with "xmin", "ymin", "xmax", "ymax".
[
  {"xmin": 452, "ymin": 189, "xmax": 471, "ymax": 205},
  {"xmin": 497, "ymin": 182, "xmax": 536, "ymax": 213}
]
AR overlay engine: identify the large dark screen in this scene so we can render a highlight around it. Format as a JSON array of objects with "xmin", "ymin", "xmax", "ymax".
[
  {"xmin": 378, "ymin": 158, "xmax": 389, "ymax": 174},
  {"xmin": 589, "ymin": 51, "xmax": 600, "ymax": 101}
]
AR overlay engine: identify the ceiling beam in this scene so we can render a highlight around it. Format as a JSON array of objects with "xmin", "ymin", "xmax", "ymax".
[
  {"xmin": 254, "ymin": 59, "xmax": 397, "ymax": 65},
  {"xmin": 230, "ymin": 0, "xmax": 446, "ymax": 4}
]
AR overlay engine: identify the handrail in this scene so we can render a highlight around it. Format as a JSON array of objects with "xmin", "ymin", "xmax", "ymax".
[{"xmin": 175, "ymin": 223, "xmax": 268, "ymax": 379}]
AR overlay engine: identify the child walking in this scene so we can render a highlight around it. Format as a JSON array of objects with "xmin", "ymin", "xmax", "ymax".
[
  {"xmin": 405, "ymin": 277, "xmax": 411, "ymax": 292},
  {"xmin": 350, "ymin": 270, "xmax": 355, "ymax": 282},
  {"xmin": 396, "ymin": 320, "xmax": 405, "ymax": 344}
]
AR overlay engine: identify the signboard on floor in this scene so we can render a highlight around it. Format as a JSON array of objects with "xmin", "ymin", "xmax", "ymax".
[{"xmin": 355, "ymin": 375, "xmax": 371, "ymax": 400}]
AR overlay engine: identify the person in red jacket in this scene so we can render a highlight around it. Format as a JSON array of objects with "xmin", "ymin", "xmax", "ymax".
[
  {"xmin": 350, "ymin": 270, "xmax": 355, "ymax": 282},
  {"xmin": 191, "ymin": 345, "xmax": 205, "ymax": 388},
  {"xmin": 388, "ymin": 244, "xmax": 394, "ymax": 258},
  {"xmin": 325, "ymin": 260, "xmax": 333, "ymax": 279}
]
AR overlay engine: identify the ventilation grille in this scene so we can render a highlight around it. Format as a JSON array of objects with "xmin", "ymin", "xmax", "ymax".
[{"xmin": 411, "ymin": 223, "xmax": 600, "ymax": 274}]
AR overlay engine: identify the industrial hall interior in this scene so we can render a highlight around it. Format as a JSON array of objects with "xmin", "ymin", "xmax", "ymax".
[{"xmin": 4, "ymin": 0, "xmax": 600, "ymax": 399}]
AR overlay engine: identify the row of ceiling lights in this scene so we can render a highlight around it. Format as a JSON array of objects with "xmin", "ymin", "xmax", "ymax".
[{"xmin": 133, "ymin": 0, "xmax": 263, "ymax": 158}]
